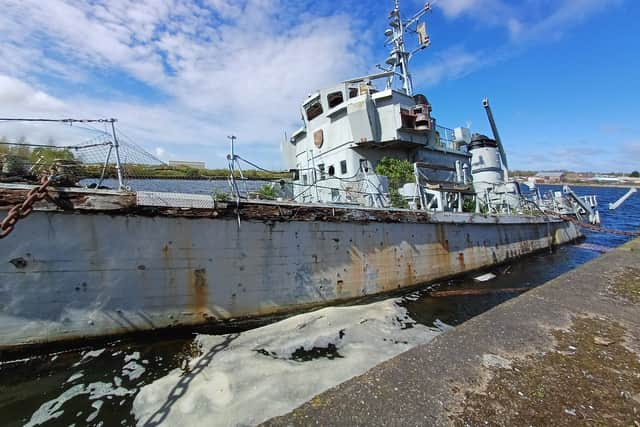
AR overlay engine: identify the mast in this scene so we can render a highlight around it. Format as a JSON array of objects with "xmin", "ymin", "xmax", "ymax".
[{"xmin": 382, "ymin": 1, "xmax": 431, "ymax": 95}]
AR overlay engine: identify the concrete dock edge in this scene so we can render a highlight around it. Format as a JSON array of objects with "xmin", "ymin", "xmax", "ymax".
[{"xmin": 264, "ymin": 238, "xmax": 640, "ymax": 426}]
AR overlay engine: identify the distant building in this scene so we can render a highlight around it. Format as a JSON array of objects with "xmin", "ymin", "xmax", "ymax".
[
  {"xmin": 168, "ymin": 160, "xmax": 206, "ymax": 169},
  {"xmin": 534, "ymin": 171, "xmax": 566, "ymax": 183},
  {"xmin": 591, "ymin": 176, "xmax": 621, "ymax": 183}
]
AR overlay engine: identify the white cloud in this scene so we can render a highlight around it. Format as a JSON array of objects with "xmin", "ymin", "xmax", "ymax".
[
  {"xmin": 434, "ymin": 0, "xmax": 517, "ymax": 29},
  {"xmin": 507, "ymin": 18, "xmax": 523, "ymax": 37},
  {"xmin": 154, "ymin": 147, "xmax": 166, "ymax": 159},
  {"xmin": 434, "ymin": 0, "xmax": 620, "ymax": 42},
  {"xmin": 417, "ymin": 0, "xmax": 622, "ymax": 87},
  {"xmin": 436, "ymin": 0, "xmax": 485, "ymax": 18},
  {"xmin": 0, "ymin": 0, "xmax": 368, "ymax": 168},
  {"xmin": 510, "ymin": 0, "xmax": 622, "ymax": 43},
  {"xmin": 511, "ymin": 141, "xmax": 640, "ymax": 173},
  {"xmin": 414, "ymin": 47, "xmax": 483, "ymax": 86},
  {"xmin": 0, "ymin": 75, "xmax": 67, "ymax": 113}
]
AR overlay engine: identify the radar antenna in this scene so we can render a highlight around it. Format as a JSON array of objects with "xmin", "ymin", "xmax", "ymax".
[{"xmin": 380, "ymin": 1, "xmax": 431, "ymax": 95}]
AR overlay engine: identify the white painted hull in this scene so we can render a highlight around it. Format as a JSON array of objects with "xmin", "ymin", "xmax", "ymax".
[{"xmin": 0, "ymin": 202, "xmax": 580, "ymax": 353}]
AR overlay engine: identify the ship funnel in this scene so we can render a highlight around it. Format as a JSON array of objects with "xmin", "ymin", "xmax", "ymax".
[{"xmin": 468, "ymin": 133, "xmax": 504, "ymax": 196}]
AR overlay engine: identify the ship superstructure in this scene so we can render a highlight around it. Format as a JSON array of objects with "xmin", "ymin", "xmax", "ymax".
[
  {"xmin": 282, "ymin": 0, "xmax": 599, "ymax": 223},
  {"xmin": 283, "ymin": 1, "xmax": 474, "ymax": 210}
]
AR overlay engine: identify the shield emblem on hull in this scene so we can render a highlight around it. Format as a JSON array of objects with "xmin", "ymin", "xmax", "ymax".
[{"xmin": 313, "ymin": 129, "xmax": 324, "ymax": 148}]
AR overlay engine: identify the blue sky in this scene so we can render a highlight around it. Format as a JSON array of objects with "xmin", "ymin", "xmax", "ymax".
[{"xmin": 0, "ymin": 0, "xmax": 638, "ymax": 172}]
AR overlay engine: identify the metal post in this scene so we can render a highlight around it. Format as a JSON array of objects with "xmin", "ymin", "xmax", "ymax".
[
  {"xmin": 309, "ymin": 149, "xmax": 320, "ymax": 202},
  {"xmin": 109, "ymin": 119, "xmax": 125, "ymax": 190},
  {"xmin": 227, "ymin": 135, "xmax": 240, "ymax": 199}
]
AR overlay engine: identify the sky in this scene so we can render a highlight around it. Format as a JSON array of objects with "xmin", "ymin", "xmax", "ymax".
[{"xmin": 0, "ymin": 0, "xmax": 638, "ymax": 173}]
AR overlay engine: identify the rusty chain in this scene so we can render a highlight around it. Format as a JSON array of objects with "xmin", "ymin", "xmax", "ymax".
[
  {"xmin": 556, "ymin": 213, "xmax": 640, "ymax": 237},
  {"xmin": 0, "ymin": 175, "xmax": 51, "ymax": 239}
]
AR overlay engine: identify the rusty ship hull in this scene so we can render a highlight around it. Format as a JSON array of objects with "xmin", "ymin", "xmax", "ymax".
[{"xmin": 0, "ymin": 184, "xmax": 582, "ymax": 353}]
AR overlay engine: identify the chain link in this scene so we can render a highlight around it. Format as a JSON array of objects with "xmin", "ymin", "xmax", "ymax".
[
  {"xmin": 0, "ymin": 176, "xmax": 51, "ymax": 239},
  {"xmin": 557, "ymin": 213, "xmax": 640, "ymax": 237}
]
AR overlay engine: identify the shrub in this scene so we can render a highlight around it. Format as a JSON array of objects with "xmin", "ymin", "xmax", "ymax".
[{"xmin": 375, "ymin": 157, "xmax": 414, "ymax": 208}]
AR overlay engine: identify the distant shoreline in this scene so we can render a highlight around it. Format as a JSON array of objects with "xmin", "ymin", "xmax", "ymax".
[{"xmin": 541, "ymin": 181, "xmax": 639, "ymax": 189}]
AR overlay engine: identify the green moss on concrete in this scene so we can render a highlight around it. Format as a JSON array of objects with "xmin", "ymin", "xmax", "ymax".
[
  {"xmin": 454, "ymin": 317, "xmax": 640, "ymax": 426},
  {"xmin": 610, "ymin": 267, "xmax": 640, "ymax": 303}
]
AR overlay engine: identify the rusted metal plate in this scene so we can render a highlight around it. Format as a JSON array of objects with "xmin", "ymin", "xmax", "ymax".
[{"xmin": 0, "ymin": 184, "xmax": 135, "ymax": 211}]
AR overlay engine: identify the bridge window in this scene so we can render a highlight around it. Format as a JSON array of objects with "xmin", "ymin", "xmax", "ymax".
[
  {"xmin": 328, "ymin": 165, "xmax": 335, "ymax": 176},
  {"xmin": 327, "ymin": 91, "xmax": 344, "ymax": 108},
  {"xmin": 340, "ymin": 160, "xmax": 347, "ymax": 175},
  {"xmin": 349, "ymin": 88, "xmax": 359, "ymax": 99},
  {"xmin": 305, "ymin": 100, "xmax": 323, "ymax": 121}
]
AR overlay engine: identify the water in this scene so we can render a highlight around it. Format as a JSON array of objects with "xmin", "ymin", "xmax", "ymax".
[
  {"xmin": 1, "ymin": 184, "xmax": 638, "ymax": 426},
  {"xmin": 404, "ymin": 184, "xmax": 640, "ymax": 326},
  {"xmin": 82, "ymin": 178, "xmax": 273, "ymax": 195}
]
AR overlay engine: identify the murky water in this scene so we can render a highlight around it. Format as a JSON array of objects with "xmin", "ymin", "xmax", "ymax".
[{"xmin": 1, "ymin": 184, "xmax": 638, "ymax": 426}]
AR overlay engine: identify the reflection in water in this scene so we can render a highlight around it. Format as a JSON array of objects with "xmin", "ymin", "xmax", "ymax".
[{"xmin": 400, "ymin": 245, "xmax": 597, "ymax": 326}]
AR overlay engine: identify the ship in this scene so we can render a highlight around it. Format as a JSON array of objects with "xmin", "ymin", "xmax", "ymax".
[{"xmin": 0, "ymin": 1, "xmax": 598, "ymax": 355}]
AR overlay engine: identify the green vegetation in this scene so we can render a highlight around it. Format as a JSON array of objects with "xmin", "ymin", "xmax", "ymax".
[
  {"xmin": 462, "ymin": 197, "xmax": 476, "ymax": 213},
  {"xmin": 0, "ymin": 139, "xmax": 74, "ymax": 164},
  {"xmin": 86, "ymin": 164, "xmax": 289, "ymax": 180},
  {"xmin": 375, "ymin": 157, "xmax": 414, "ymax": 208},
  {"xmin": 257, "ymin": 184, "xmax": 278, "ymax": 199},
  {"xmin": 631, "ymin": 171, "xmax": 640, "ymax": 178},
  {"xmin": 510, "ymin": 169, "xmax": 537, "ymax": 177},
  {"xmin": 0, "ymin": 137, "xmax": 289, "ymax": 180},
  {"xmin": 1, "ymin": 141, "xmax": 76, "ymax": 175},
  {"xmin": 212, "ymin": 190, "xmax": 230, "ymax": 201}
]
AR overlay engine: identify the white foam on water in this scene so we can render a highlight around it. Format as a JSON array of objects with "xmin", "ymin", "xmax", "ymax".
[
  {"xmin": 86, "ymin": 400, "xmax": 103, "ymax": 423},
  {"xmin": 0, "ymin": 356, "xmax": 33, "ymax": 366},
  {"xmin": 81, "ymin": 349, "xmax": 106, "ymax": 360},
  {"xmin": 133, "ymin": 298, "xmax": 441, "ymax": 426},
  {"xmin": 72, "ymin": 348, "xmax": 106, "ymax": 366},
  {"xmin": 25, "ymin": 377, "xmax": 135, "ymax": 426},
  {"xmin": 122, "ymin": 360, "xmax": 146, "ymax": 381},
  {"xmin": 25, "ymin": 384, "xmax": 85, "ymax": 427},
  {"xmin": 433, "ymin": 319, "xmax": 455, "ymax": 332},
  {"xmin": 65, "ymin": 371, "xmax": 84, "ymax": 383},
  {"xmin": 124, "ymin": 351, "xmax": 140, "ymax": 362}
]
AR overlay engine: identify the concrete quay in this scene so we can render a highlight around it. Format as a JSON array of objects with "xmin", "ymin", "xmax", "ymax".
[{"xmin": 264, "ymin": 238, "xmax": 640, "ymax": 426}]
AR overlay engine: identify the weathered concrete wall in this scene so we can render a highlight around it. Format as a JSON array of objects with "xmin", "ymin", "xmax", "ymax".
[{"xmin": 0, "ymin": 204, "xmax": 579, "ymax": 352}]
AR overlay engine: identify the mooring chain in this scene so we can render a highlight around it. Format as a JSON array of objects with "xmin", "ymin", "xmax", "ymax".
[
  {"xmin": 556, "ymin": 213, "xmax": 640, "ymax": 237},
  {"xmin": 0, "ymin": 175, "xmax": 51, "ymax": 239},
  {"xmin": 579, "ymin": 222, "xmax": 640, "ymax": 237}
]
